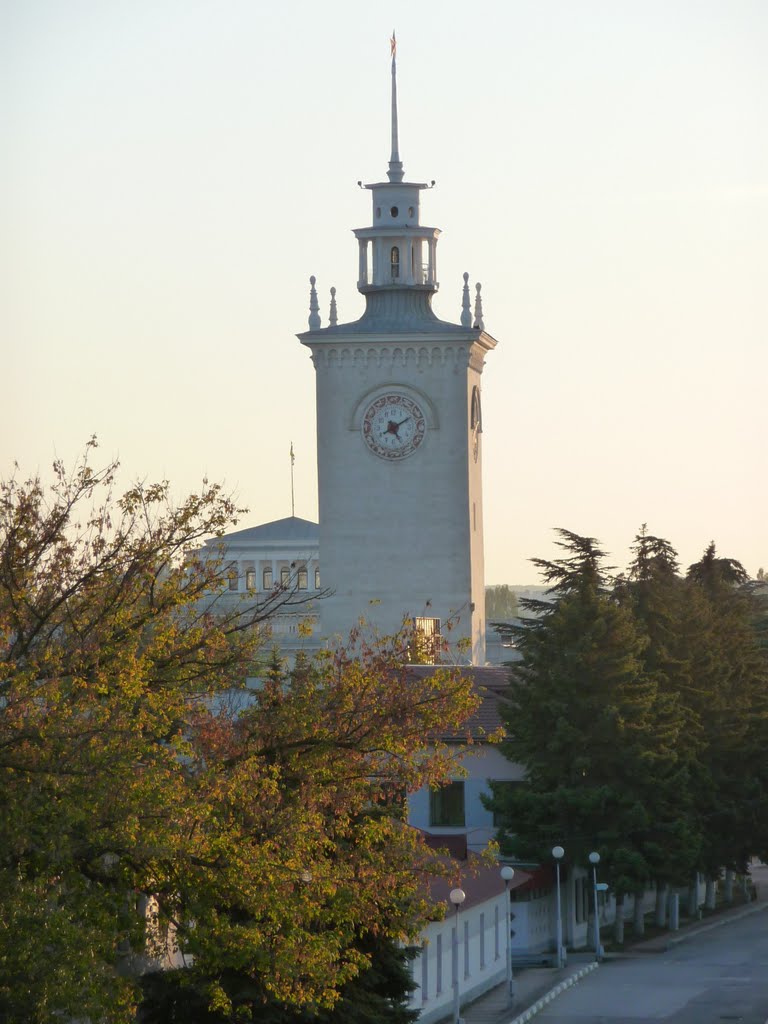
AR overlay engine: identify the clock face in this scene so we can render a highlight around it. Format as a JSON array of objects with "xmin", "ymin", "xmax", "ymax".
[{"xmin": 362, "ymin": 393, "xmax": 427, "ymax": 460}]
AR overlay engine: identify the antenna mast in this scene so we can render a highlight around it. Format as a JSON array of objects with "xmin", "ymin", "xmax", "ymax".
[{"xmin": 290, "ymin": 442, "xmax": 295, "ymax": 517}]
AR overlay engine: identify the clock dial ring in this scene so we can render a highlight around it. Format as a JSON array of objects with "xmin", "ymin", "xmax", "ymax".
[{"xmin": 362, "ymin": 393, "xmax": 427, "ymax": 460}]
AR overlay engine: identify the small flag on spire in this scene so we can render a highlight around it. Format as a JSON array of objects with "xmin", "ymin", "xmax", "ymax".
[
  {"xmin": 390, "ymin": 31, "xmax": 396, "ymax": 58},
  {"xmin": 290, "ymin": 442, "xmax": 295, "ymax": 466}
]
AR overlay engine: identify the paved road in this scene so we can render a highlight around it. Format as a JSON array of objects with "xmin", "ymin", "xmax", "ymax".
[{"xmin": 535, "ymin": 905, "xmax": 768, "ymax": 1023}]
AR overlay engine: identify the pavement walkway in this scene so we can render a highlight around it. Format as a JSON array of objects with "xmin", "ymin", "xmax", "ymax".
[{"xmin": 457, "ymin": 863, "xmax": 768, "ymax": 1024}]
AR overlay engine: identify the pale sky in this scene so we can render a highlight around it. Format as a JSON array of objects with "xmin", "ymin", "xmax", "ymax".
[{"xmin": 2, "ymin": 1, "xmax": 766, "ymax": 583}]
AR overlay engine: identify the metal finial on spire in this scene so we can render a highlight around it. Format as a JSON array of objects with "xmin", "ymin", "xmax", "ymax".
[
  {"xmin": 308, "ymin": 275, "xmax": 320, "ymax": 331},
  {"xmin": 387, "ymin": 31, "xmax": 404, "ymax": 183},
  {"xmin": 473, "ymin": 282, "xmax": 485, "ymax": 330},
  {"xmin": 329, "ymin": 286, "xmax": 338, "ymax": 327},
  {"xmin": 461, "ymin": 272, "xmax": 472, "ymax": 327}
]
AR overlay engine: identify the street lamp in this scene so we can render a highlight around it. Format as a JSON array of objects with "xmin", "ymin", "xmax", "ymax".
[
  {"xmin": 588, "ymin": 852, "xmax": 603, "ymax": 960},
  {"xmin": 552, "ymin": 845, "xmax": 565, "ymax": 969},
  {"xmin": 500, "ymin": 866, "xmax": 516, "ymax": 1001},
  {"xmin": 449, "ymin": 888, "xmax": 466, "ymax": 1024}
]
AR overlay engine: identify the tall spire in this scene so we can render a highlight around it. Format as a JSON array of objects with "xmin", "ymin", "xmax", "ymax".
[{"xmin": 388, "ymin": 31, "xmax": 404, "ymax": 183}]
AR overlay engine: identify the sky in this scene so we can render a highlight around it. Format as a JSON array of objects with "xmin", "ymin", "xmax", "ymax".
[{"xmin": 2, "ymin": 0, "xmax": 766, "ymax": 583}]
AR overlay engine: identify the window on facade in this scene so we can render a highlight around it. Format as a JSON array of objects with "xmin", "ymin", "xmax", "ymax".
[
  {"xmin": 429, "ymin": 781, "xmax": 465, "ymax": 827},
  {"xmin": 463, "ymin": 920, "xmax": 470, "ymax": 978},
  {"xmin": 297, "ymin": 567, "xmax": 308, "ymax": 590},
  {"xmin": 411, "ymin": 616, "xmax": 441, "ymax": 664},
  {"xmin": 227, "ymin": 566, "xmax": 238, "ymax": 591},
  {"xmin": 390, "ymin": 245, "xmax": 400, "ymax": 279},
  {"xmin": 314, "ymin": 567, "xmax": 321, "ymax": 589},
  {"xmin": 245, "ymin": 568, "xmax": 256, "ymax": 591},
  {"xmin": 280, "ymin": 566, "xmax": 290, "ymax": 587},
  {"xmin": 479, "ymin": 912, "xmax": 486, "ymax": 968},
  {"xmin": 494, "ymin": 904, "xmax": 500, "ymax": 960},
  {"xmin": 435, "ymin": 934, "xmax": 442, "ymax": 994},
  {"xmin": 263, "ymin": 567, "xmax": 273, "ymax": 590}
]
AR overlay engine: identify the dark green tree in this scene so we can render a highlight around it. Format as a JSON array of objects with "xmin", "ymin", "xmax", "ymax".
[
  {"xmin": 138, "ymin": 935, "xmax": 419, "ymax": 1024},
  {"xmin": 614, "ymin": 529, "xmax": 702, "ymax": 892},
  {"xmin": 684, "ymin": 544, "xmax": 768, "ymax": 872},
  {"xmin": 487, "ymin": 531, "xmax": 688, "ymax": 937},
  {"xmin": 485, "ymin": 585, "xmax": 519, "ymax": 621}
]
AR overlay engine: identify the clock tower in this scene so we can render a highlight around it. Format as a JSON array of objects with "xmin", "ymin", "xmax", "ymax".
[{"xmin": 298, "ymin": 44, "xmax": 497, "ymax": 665}]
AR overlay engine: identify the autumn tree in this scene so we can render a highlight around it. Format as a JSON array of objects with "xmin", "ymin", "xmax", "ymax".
[{"xmin": 0, "ymin": 445, "xmax": 478, "ymax": 1023}]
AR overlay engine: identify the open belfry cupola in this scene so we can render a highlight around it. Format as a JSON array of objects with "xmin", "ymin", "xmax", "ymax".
[{"xmin": 354, "ymin": 33, "xmax": 439, "ymax": 293}]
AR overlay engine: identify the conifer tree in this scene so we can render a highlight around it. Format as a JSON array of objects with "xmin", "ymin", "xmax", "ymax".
[
  {"xmin": 614, "ymin": 530, "xmax": 701, "ymax": 889},
  {"xmin": 684, "ymin": 544, "xmax": 768, "ymax": 872},
  {"xmin": 488, "ymin": 531, "xmax": 688, "ymax": 933}
]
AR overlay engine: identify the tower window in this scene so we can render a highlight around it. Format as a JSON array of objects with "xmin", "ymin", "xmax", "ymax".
[
  {"xmin": 227, "ymin": 566, "xmax": 239, "ymax": 591},
  {"xmin": 262, "ymin": 567, "xmax": 273, "ymax": 590},
  {"xmin": 408, "ymin": 206, "xmax": 414, "ymax": 217},
  {"xmin": 297, "ymin": 567, "xmax": 308, "ymax": 590},
  {"xmin": 314, "ymin": 567, "xmax": 321, "ymax": 589},
  {"xmin": 411, "ymin": 616, "xmax": 441, "ymax": 664},
  {"xmin": 376, "ymin": 206, "xmax": 381, "ymax": 218},
  {"xmin": 390, "ymin": 246, "xmax": 400, "ymax": 279},
  {"xmin": 245, "ymin": 568, "xmax": 256, "ymax": 591},
  {"xmin": 280, "ymin": 566, "xmax": 290, "ymax": 587},
  {"xmin": 390, "ymin": 205, "xmax": 398, "ymax": 217}
]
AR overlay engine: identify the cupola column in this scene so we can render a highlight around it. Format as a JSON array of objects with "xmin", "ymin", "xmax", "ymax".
[{"xmin": 358, "ymin": 240, "xmax": 368, "ymax": 287}]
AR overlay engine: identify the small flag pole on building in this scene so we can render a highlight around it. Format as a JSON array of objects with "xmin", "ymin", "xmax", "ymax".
[{"xmin": 290, "ymin": 442, "xmax": 295, "ymax": 517}]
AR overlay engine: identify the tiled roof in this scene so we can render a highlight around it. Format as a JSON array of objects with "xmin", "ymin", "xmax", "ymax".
[
  {"xmin": 419, "ymin": 850, "xmax": 535, "ymax": 913},
  {"xmin": 407, "ymin": 665, "xmax": 512, "ymax": 741}
]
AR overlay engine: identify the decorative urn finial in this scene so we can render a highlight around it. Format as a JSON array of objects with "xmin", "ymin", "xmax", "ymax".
[
  {"xmin": 461, "ymin": 272, "xmax": 472, "ymax": 327},
  {"xmin": 473, "ymin": 282, "xmax": 485, "ymax": 330},
  {"xmin": 308, "ymin": 276, "xmax": 321, "ymax": 331}
]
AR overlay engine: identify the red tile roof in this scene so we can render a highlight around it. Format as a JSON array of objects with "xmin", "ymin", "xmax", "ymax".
[{"xmin": 407, "ymin": 664, "xmax": 512, "ymax": 741}]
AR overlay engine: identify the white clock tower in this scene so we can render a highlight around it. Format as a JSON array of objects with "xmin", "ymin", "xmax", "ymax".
[{"xmin": 298, "ymin": 44, "xmax": 497, "ymax": 665}]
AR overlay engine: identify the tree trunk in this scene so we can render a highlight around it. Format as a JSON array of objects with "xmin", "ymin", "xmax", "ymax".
[
  {"xmin": 668, "ymin": 891, "xmax": 680, "ymax": 930},
  {"xmin": 613, "ymin": 892, "xmax": 625, "ymax": 945},
  {"xmin": 655, "ymin": 883, "xmax": 668, "ymax": 927},
  {"xmin": 633, "ymin": 893, "xmax": 645, "ymax": 936},
  {"xmin": 724, "ymin": 869, "xmax": 734, "ymax": 903},
  {"xmin": 687, "ymin": 874, "xmax": 699, "ymax": 917},
  {"xmin": 704, "ymin": 878, "xmax": 716, "ymax": 910}
]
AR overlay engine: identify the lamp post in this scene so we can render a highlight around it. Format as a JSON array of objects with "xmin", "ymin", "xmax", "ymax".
[
  {"xmin": 552, "ymin": 845, "xmax": 565, "ymax": 968},
  {"xmin": 588, "ymin": 852, "xmax": 603, "ymax": 960},
  {"xmin": 449, "ymin": 888, "xmax": 466, "ymax": 1024},
  {"xmin": 500, "ymin": 866, "xmax": 515, "ymax": 1001}
]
